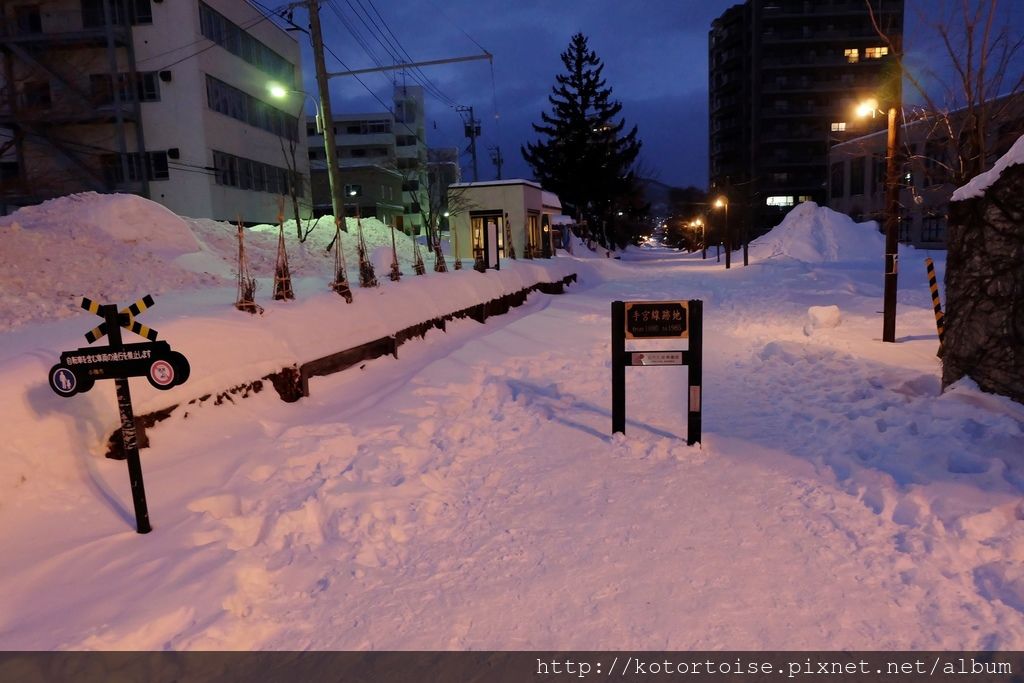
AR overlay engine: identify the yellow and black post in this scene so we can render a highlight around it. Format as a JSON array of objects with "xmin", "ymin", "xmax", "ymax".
[{"xmin": 925, "ymin": 257, "xmax": 945, "ymax": 345}]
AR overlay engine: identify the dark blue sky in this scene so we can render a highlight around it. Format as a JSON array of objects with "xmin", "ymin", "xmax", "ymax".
[{"xmin": 295, "ymin": 0, "xmax": 1023, "ymax": 189}]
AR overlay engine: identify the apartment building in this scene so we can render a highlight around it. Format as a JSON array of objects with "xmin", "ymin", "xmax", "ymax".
[
  {"xmin": 308, "ymin": 84, "xmax": 429, "ymax": 233},
  {"xmin": 709, "ymin": 0, "xmax": 903, "ymax": 235},
  {"xmin": 0, "ymin": 0, "xmax": 309, "ymax": 222}
]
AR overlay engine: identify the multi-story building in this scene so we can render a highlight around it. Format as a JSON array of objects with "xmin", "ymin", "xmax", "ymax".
[
  {"xmin": 307, "ymin": 112, "xmax": 403, "ymax": 224},
  {"xmin": 0, "ymin": 0, "xmax": 309, "ymax": 222},
  {"xmin": 427, "ymin": 146, "xmax": 459, "ymax": 232},
  {"xmin": 308, "ymin": 84, "xmax": 428, "ymax": 233},
  {"xmin": 393, "ymin": 84, "xmax": 427, "ymax": 234},
  {"xmin": 709, "ymin": 0, "xmax": 903, "ymax": 236},
  {"xmin": 828, "ymin": 92, "xmax": 1024, "ymax": 248}
]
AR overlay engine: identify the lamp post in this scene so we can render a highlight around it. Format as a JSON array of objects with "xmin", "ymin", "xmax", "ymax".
[
  {"xmin": 695, "ymin": 219, "xmax": 705, "ymax": 259},
  {"xmin": 857, "ymin": 95, "xmax": 901, "ymax": 343},
  {"xmin": 715, "ymin": 197, "xmax": 730, "ymax": 269}
]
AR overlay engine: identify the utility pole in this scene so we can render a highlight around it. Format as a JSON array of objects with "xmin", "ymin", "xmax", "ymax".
[
  {"xmin": 307, "ymin": 0, "xmax": 344, "ymax": 224},
  {"xmin": 457, "ymin": 105, "xmax": 480, "ymax": 182},
  {"xmin": 881, "ymin": 36, "xmax": 903, "ymax": 343},
  {"xmin": 488, "ymin": 145, "xmax": 503, "ymax": 180}
]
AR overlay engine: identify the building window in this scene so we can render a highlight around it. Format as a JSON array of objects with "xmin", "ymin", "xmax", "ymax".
[
  {"xmin": 212, "ymin": 150, "xmax": 294, "ymax": 195},
  {"xmin": 206, "ymin": 75, "xmax": 297, "ymax": 142},
  {"xmin": 922, "ymin": 214, "xmax": 945, "ymax": 242},
  {"xmin": 850, "ymin": 157, "xmax": 865, "ymax": 195},
  {"xmin": 396, "ymin": 135, "xmax": 417, "ymax": 147},
  {"xmin": 101, "ymin": 151, "xmax": 170, "ymax": 183},
  {"xmin": 830, "ymin": 162, "xmax": 845, "ymax": 198},
  {"xmin": 199, "ymin": 1, "xmax": 293, "ymax": 84},
  {"xmin": 798, "ymin": 195, "xmax": 812, "ymax": 203},
  {"xmin": 90, "ymin": 72, "xmax": 160, "ymax": 104},
  {"xmin": 831, "ymin": 122, "xmax": 846, "ymax": 132},
  {"xmin": 766, "ymin": 196, "xmax": 794, "ymax": 207},
  {"xmin": 82, "ymin": 0, "xmax": 152, "ymax": 27},
  {"xmin": 844, "ymin": 48, "xmax": 859, "ymax": 63},
  {"xmin": 22, "ymin": 81, "xmax": 51, "ymax": 108},
  {"xmin": 15, "ymin": 6, "xmax": 42, "ymax": 33},
  {"xmin": 872, "ymin": 154, "xmax": 886, "ymax": 192},
  {"xmin": 865, "ymin": 47, "xmax": 889, "ymax": 59},
  {"xmin": 898, "ymin": 215, "xmax": 911, "ymax": 242}
]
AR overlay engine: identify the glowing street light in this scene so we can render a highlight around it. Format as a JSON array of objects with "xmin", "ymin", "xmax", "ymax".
[
  {"xmin": 857, "ymin": 93, "xmax": 901, "ymax": 343},
  {"xmin": 714, "ymin": 197, "xmax": 731, "ymax": 269}
]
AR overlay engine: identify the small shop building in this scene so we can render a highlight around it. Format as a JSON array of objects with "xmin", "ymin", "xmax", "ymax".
[{"xmin": 448, "ymin": 180, "xmax": 564, "ymax": 269}]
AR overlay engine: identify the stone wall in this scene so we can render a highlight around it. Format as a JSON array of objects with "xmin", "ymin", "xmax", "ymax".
[{"xmin": 943, "ymin": 164, "xmax": 1024, "ymax": 403}]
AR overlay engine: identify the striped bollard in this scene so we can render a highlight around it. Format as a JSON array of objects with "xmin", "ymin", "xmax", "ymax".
[{"xmin": 925, "ymin": 257, "xmax": 945, "ymax": 345}]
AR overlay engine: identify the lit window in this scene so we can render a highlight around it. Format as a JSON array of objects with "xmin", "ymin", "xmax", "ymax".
[
  {"xmin": 865, "ymin": 47, "xmax": 888, "ymax": 59},
  {"xmin": 831, "ymin": 122, "xmax": 847, "ymax": 132},
  {"xmin": 766, "ymin": 195, "xmax": 794, "ymax": 207},
  {"xmin": 798, "ymin": 195, "xmax": 812, "ymax": 203},
  {"xmin": 844, "ymin": 48, "xmax": 859, "ymax": 63}
]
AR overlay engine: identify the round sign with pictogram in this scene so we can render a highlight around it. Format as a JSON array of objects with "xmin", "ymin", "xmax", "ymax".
[
  {"xmin": 149, "ymin": 359, "xmax": 175, "ymax": 388},
  {"xmin": 49, "ymin": 365, "xmax": 78, "ymax": 396}
]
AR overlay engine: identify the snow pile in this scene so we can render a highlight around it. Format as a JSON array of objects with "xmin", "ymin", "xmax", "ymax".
[
  {"xmin": 0, "ymin": 193, "xmax": 429, "ymax": 329},
  {"xmin": 952, "ymin": 133, "xmax": 1024, "ymax": 201},
  {"xmin": 750, "ymin": 201, "xmax": 884, "ymax": 263},
  {"xmin": 803, "ymin": 304, "xmax": 841, "ymax": 335},
  {"xmin": 564, "ymin": 233, "xmax": 617, "ymax": 259}
]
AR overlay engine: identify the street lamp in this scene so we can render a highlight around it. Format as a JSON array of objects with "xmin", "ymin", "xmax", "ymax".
[
  {"xmin": 714, "ymin": 197, "xmax": 730, "ymax": 269},
  {"xmin": 694, "ymin": 218, "xmax": 705, "ymax": 259},
  {"xmin": 268, "ymin": 82, "xmax": 343, "ymax": 225},
  {"xmin": 857, "ymin": 95, "xmax": 900, "ymax": 343}
]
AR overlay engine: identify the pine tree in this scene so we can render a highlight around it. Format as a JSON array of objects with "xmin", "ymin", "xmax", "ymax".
[{"xmin": 522, "ymin": 33, "xmax": 642, "ymax": 249}]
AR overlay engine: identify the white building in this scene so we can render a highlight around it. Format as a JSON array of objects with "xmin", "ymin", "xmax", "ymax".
[
  {"xmin": 307, "ymin": 85, "xmax": 428, "ymax": 233},
  {"xmin": 448, "ymin": 179, "xmax": 562, "ymax": 268},
  {"xmin": 0, "ymin": 0, "xmax": 309, "ymax": 223}
]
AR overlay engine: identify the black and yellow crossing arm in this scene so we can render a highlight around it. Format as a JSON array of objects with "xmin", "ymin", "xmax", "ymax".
[{"xmin": 82, "ymin": 295, "xmax": 158, "ymax": 343}]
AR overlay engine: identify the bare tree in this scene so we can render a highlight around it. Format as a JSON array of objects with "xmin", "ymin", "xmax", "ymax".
[
  {"xmin": 279, "ymin": 135, "xmax": 318, "ymax": 242},
  {"xmin": 868, "ymin": 0, "xmax": 1024, "ymax": 185}
]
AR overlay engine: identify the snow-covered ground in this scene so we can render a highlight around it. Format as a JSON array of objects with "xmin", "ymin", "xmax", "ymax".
[{"xmin": 1, "ymin": 197, "xmax": 1022, "ymax": 650}]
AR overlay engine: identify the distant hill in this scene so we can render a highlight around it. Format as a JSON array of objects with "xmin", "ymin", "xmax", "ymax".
[{"xmin": 638, "ymin": 177, "xmax": 677, "ymax": 216}]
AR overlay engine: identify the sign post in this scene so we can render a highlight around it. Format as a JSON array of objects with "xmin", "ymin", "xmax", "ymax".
[
  {"xmin": 611, "ymin": 299, "xmax": 702, "ymax": 445},
  {"xmin": 48, "ymin": 295, "xmax": 189, "ymax": 534}
]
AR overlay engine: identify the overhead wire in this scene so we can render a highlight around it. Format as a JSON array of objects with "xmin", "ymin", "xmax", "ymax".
[{"xmin": 356, "ymin": 0, "xmax": 458, "ymax": 108}]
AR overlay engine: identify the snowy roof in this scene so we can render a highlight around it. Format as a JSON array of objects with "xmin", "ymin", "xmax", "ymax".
[
  {"xmin": 951, "ymin": 133, "xmax": 1024, "ymax": 201},
  {"xmin": 450, "ymin": 179, "xmax": 542, "ymax": 190},
  {"xmin": 541, "ymin": 191, "xmax": 562, "ymax": 210}
]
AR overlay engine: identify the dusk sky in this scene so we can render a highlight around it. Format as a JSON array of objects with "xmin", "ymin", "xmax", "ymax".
[{"xmin": 293, "ymin": 0, "xmax": 1023, "ymax": 190}]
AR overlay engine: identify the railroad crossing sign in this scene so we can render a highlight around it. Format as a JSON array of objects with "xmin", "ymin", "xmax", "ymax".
[
  {"xmin": 612, "ymin": 299, "xmax": 702, "ymax": 445},
  {"xmin": 48, "ymin": 295, "xmax": 190, "ymax": 534}
]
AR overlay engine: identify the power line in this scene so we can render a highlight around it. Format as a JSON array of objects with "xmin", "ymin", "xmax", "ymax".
[{"xmin": 358, "ymin": 0, "xmax": 458, "ymax": 108}]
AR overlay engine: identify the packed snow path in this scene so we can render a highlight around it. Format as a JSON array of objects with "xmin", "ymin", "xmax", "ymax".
[{"xmin": 2, "ymin": 248, "xmax": 1023, "ymax": 650}]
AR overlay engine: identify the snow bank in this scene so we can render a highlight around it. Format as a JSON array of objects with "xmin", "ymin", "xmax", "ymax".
[
  {"xmin": 750, "ymin": 202, "xmax": 884, "ymax": 263},
  {"xmin": 0, "ymin": 193, "xmax": 431, "ymax": 329},
  {"xmin": 952, "ymin": 133, "xmax": 1024, "ymax": 201}
]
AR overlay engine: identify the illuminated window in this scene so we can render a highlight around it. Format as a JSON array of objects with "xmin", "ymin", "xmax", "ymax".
[
  {"xmin": 798, "ymin": 195, "xmax": 812, "ymax": 203},
  {"xmin": 766, "ymin": 196, "xmax": 794, "ymax": 207},
  {"xmin": 844, "ymin": 48, "xmax": 859, "ymax": 63},
  {"xmin": 865, "ymin": 47, "xmax": 889, "ymax": 59},
  {"xmin": 831, "ymin": 122, "xmax": 846, "ymax": 132}
]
